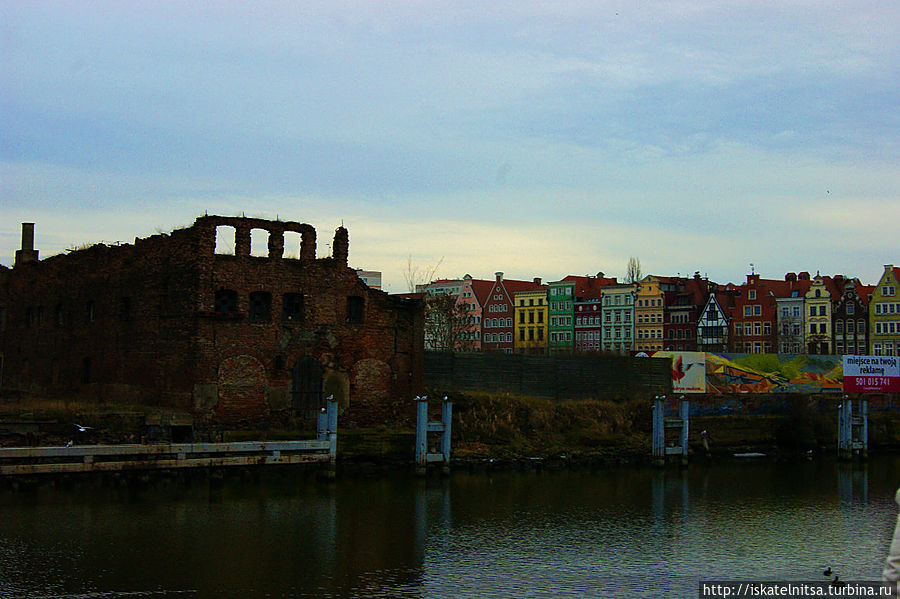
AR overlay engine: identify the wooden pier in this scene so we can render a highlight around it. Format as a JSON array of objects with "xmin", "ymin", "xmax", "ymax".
[{"xmin": 0, "ymin": 400, "xmax": 339, "ymax": 476}]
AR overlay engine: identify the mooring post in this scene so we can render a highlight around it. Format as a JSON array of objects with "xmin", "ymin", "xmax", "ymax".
[
  {"xmin": 317, "ymin": 408, "xmax": 327, "ymax": 442},
  {"xmin": 326, "ymin": 398, "xmax": 338, "ymax": 458},
  {"xmin": 679, "ymin": 397, "xmax": 690, "ymax": 467},
  {"xmin": 441, "ymin": 396, "xmax": 453, "ymax": 475},
  {"xmin": 652, "ymin": 395, "xmax": 665, "ymax": 467},
  {"xmin": 415, "ymin": 396, "xmax": 428, "ymax": 475}
]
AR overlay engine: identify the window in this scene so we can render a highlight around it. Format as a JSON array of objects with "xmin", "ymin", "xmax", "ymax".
[
  {"xmin": 819, "ymin": 323, "xmax": 826, "ymax": 334},
  {"xmin": 819, "ymin": 305, "xmax": 826, "ymax": 316},
  {"xmin": 753, "ymin": 305, "xmax": 761, "ymax": 316},
  {"xmin": 764, "ymin": 322, "xmax": 771, "ymax": 335},
  {"xmin": 749, "ymin": 290, "xmax": 756, "ymax": 300},
  {"xmin": 519, "ymin": 329, "xmax": 525, "ymax": 341},
  {"xmin": 810, "ymin": 306, "xmax": 816, "ymax": 317},
  {"xmin": 55, "ymin": 303, "xmax": 65, "ymax": 327},
  {"xmin": 835, "ymin": 321, "xmax": 844, "ymax": 334},
  {"xmin": 537, "ymin": 312, "xmax": 543, "ymax": 324},
  {"xmin": 215, "ymin": 289, "xmax": 239, "ymax": 315},
  {"xmin": 248, "ymin": 291, "xmax": 272, "ymax": 322},
  {"xmin": 754, "ymin": 323, "xmax": 761, "ymax": 335},
  {"xmin": 810, "ymin": 324, "xmax": 816, "ymax": 334},
  {"xmin": 347, "ymin": 296, "xmax": 364, "ymax": 324},
  {"xmin": 793, "ymin": 306, "xmax": 800, "ymax": 317},
  {"xmin": 815, "ymin": 289, "xmax": 821, "ymax": 298},
  {"xmin": 519, "ymin": 312, "xmax": 525, "ymax": 324},
  {"xmin": 283, "ymin": 294, "xmax": 304, "ymax": 322},
  {"xmin": 847, "ymin": 303, "xmax": 855, "ymax": 315},
  {"xmin": 744, "ymin": 306, "xmax": 752, "ymax": 317}
]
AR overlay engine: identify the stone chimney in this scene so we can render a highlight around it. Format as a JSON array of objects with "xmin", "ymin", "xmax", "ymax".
[
  {"xmin": 798, "ymin": 271, "xmax": 810, "ymax": 281},
  {"xmin": 14, "ymin": 223, "xmax": 39, "ymax": 267},
  {"xmin": 785, "ymin": 272, "xmax": 797, "ymax": 282},
  {"xmin": 533, "ymin": 277, "xmax": 541, "ymax": 285},
  {"xmin": 495, "ymin": 271, "xmax": 503, "ymax": 282}
]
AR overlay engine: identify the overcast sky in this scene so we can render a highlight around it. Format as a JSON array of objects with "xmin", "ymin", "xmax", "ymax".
[{"xmin": 2, "ymin": 1, "xmax": 898, "ymax": 292}]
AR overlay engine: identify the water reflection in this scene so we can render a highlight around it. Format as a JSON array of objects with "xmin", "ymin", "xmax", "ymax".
[{"xmin": 0, "ymin": 458, "xmax": 896, "ymax": 599}]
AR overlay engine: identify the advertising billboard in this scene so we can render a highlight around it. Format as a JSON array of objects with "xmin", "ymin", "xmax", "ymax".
[
  {"xmin": 843, "ymin": 355, "xmax": 900, "ymax": 393},
  {"xmin": 634, "ymin": 351, "xmax": 706, "ymax": 394}
]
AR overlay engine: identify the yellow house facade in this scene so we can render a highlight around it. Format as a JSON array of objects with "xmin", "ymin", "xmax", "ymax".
[
  {"xmin": 870, "ymin": 264, "xmax": 900, "ymax": 356},
  {"xmin": 514, "ymin": 288, "xmax": 548, "ymax": 354},
  {"xmin": 635, "ymin": 275, "xmax": 664, "ymax": 351},
  {"xmin": 804, "ymin": 274, "xmax": 833, "ymax": 354}
]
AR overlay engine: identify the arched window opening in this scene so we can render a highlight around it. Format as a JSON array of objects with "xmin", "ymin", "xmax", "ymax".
[
  {"xmin": 250, "ymin": 229, "xmax": 269, "ymax": 258},
  {"xmin": 215, "ymin": 225, "xmax": 236, "ymax": 255},
  {"xmin": 283, "ymin": 231, "xmax": 302, "ymax": 259}
]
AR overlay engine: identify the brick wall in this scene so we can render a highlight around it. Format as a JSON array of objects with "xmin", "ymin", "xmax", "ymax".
[{"xmin": 0, "ymin": 216, "xmax": 425, "ymax": 427}]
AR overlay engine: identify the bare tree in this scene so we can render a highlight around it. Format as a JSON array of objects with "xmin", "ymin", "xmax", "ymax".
[
  {"xmin": 403, "ymin": 255, "xmax": 445, "ymax": 293},
  {"xmin": 423, "ymin": 292, "xmax": 474, "ymax": 352},
  {"xmin": 625, "ymin": 256, "xmax": 643, "ymax": 284}
]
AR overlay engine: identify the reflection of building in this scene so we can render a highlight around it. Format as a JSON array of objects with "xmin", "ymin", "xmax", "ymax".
[
  {"xmin": 1, "ymin": 218, "xmax": 424, "ymax": 427},
  {"xmin": 870, "ymin": 264, "xmax": 900, "ymax": 356}
]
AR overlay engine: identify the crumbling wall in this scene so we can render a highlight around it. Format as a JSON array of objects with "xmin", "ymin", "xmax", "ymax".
[{"xmin": 0, "ymin": 216, "xmax": 425, "ymax": 428}]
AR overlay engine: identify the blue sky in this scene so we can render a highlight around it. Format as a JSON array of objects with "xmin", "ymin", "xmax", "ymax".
[{"xmin": 2, "ymin": 1, "xmax": 898, "ymax": 292}]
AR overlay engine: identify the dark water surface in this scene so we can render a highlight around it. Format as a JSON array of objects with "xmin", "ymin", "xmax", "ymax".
[{"xmin": 0, "ymin": 457, "xmax": 897, "ymax": 598}]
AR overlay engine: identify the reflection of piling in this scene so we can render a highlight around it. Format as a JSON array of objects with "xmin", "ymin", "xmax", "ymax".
[
  {"xmin": 838, "ymin": 396, "xmax": 867, "ymax": 461},
  {"xmin": 652, "ymin": 395, "xmax": 690, "ymax": 467},
  {"xmin": 415, "ymin": 396, "xmax": 453, "ymax": 476}
]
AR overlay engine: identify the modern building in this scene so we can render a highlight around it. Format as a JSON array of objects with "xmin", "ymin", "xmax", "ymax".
[{"xmin": 355, "ymin": 269, "xmax": 382, "ymax": 290}]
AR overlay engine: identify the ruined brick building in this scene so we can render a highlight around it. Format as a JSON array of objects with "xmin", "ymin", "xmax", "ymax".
[{"xmin": 0, "ymin": 216, "xmax": 424, "ymax": 427}]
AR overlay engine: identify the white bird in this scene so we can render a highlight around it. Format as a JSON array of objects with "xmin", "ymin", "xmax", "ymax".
[{"xmin": 73, "ymin": 424, "xmax": 92, "ymax": 432}]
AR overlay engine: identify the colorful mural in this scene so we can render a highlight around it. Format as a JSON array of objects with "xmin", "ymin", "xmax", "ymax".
[{"xmin": 705, "ymin": 353, "xmax": 843, "ymax": 394}]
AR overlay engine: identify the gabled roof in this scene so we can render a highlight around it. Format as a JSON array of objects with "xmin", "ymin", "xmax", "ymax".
[
  {"xmin": 469, "ymin": 280, "xmax": 494, "ymax": 306},
  {"xmin": 502, "ymin": 278, "xmax": 545, "ymax": 295},
  {"xmin": 858, "ymin": 284, "xmax": 876, "ymax": 307}
]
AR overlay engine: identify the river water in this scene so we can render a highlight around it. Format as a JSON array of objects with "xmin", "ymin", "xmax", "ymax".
[{"xmin": 0, "ymin": 457, "xmax": 897, "ymax": 599}]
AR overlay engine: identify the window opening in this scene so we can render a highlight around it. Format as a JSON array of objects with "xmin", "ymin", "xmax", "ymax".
[
  {"xmin": 215, "ymin": 289, "xmax": 239, "ymax": 315},
  {"xmin": 283, "ymin": 293, "xmax": 304, "ymax": 322},
  {"xmin": 215, "ymin": 225, "xmax": 236, "ymax": 255},
  {"xmin": 250, "ymin": 229, "xmax": 269, "ymax": 257},
  {"xmin": 248, "ymin": 291, "xmax": 272, "ymax": 322}
]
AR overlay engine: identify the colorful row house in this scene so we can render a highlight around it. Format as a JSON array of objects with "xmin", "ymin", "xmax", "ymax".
[{"xmin": 415, "ymin": 263, "xmax": 897, "ymax": 356}]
